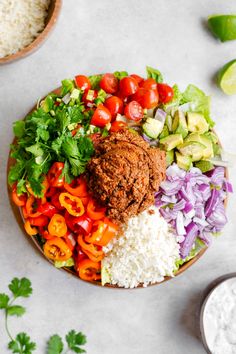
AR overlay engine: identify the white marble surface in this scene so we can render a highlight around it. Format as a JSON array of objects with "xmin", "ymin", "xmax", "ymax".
[{"xmin": 0, "ymin": 1, "xmax": 236, "ymax": 353}]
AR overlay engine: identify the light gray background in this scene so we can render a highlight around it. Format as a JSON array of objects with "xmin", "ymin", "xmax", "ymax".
[{"xmin": 0, "ymin": 1, "xmax": 236, "ymax": 353}]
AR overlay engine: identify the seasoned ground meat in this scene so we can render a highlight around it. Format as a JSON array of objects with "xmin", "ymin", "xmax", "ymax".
[{"xmin": 87, "ymin": 129, "xmax": 166, "ymax": 223}]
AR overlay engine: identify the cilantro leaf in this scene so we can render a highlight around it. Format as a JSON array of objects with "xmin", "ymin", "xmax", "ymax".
[
  {"xmin": 0, "ymin": 293, "xmax": 9, "ymax": 309},
  {"xmin": 16, "ymin": 179, "xmax": 27, "ymax": 195},
  {"xmin": 8, "ymin": 161, "xmax": 25, "ymax": 186},
  {"xmin": 25, "ymin": 143, "xmax": 44, "ymax": 157},
  {"xmin": 66, "ymin": 330, "xmax": 87, "ymax": 353},
  {"xmin": 36, "ymin": 127, "xmax": 49, "ymax": 142},
  {"xmin": 8, "ymin": 333, "xmax": 36, "ymax": 354},
  {"xmin": 8, "ymin": 278, "xmax": 32, "ymax": 298},
  {"xmin": 69, "ymin": 158, "xmax": 86, "ymax": 176},
  {"xmin": 61, "ymin": 160, "xmax": 72, "ymax": 184},
  {"xmin": 146, "ymin": 66, "xmax": 163, "ymax": 83},
  {"xmin": 62, "ymin": 136, "xmax": 79, "ymax": 159},
  {"xmin": 57, "ymin": 110, "xmax": 71, "ymax": 133},
  {"xmin": 47, "ymin": 335, "xmax": 63, "ymax": 354},
  {"xmin": 7, "ymin": 305, "xmax": 26, "ymax": 317},
  {"xmin": 13, "ymin": 121, "xmax": 25, "ymax": 138},
  {"xmin": 67, "ymin": 106, "xmax": 84, "ymax": 124}
]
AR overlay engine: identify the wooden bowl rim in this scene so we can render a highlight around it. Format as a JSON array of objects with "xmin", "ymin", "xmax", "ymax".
[
  {"xmin": 6, "ymin": 86, "xmax": 229, "ymax": 289},
  {"xmin": 0, "ymin": 0, "xmax": 62, "ymax": 65}
]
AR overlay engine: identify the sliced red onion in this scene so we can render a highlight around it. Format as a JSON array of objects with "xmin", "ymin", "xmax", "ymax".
[
  {"xmin": 154, "ymin": 108, "xmax": 166, "ymax": 123},
  {"xmin": 160, "ymin": 180, "xmax": 183, "ymax": 196},
  {"xmin": 155, "ymin": 164, "xmax": 231, "ymax": 259},
  {"xmin": 180, "ymin": 222, "xmax": 199, "ymax": 259},
  {"xmin": 223, "ymin": 181, "xmax": 233, "ymax": 194},
  {"xmin": 173, "ymin": 199, "xmax": 186, "ymax": 211},
  {"xmin": 199, "ymin": 232, "xmax": 212, "ymax": 247},
  {"xmin": 176, "ymin": 212, "xmax": 186, "ymax": 235},
  {"xmin": 205, "ymin": 188, "xmax": 220, "ymax": 218}
]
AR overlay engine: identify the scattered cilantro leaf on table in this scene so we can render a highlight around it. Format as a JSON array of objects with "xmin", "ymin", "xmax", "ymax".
[{"xmin": 0, "ymin": 277, "xmax": 87, "ymax": 353}]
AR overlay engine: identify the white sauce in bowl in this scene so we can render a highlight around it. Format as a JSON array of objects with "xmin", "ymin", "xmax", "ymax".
[{"xmin": 202, "ymin": 277, "xmax": 236, "ymax": 354}]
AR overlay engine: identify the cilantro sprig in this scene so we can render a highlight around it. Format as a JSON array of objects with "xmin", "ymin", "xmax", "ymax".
[
  {"xmin": 8, "ymin": 86, "xmax": 94, "ymax": 197},
  {"xmin": 0, "ymin": 277, "xmax": 87, "ymax": 354}
]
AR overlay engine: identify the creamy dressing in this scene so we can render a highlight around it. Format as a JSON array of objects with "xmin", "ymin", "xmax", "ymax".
[{"xmin": 203, "ymin": 278, "xmax": 236, "ymax": 354}]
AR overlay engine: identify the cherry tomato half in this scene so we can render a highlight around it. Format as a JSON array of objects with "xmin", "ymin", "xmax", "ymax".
[
  {"xmin": 75, "ymin": 75, "xmax": 91, "ymax": 91},
  {"xmin": 119, "ymin": 76, "xmax": 138, "ymax": 97},
  {"xmin": 130, "ymin": 74, "xmax": 144, "ymax": 85},
  {"xmin": 104, "ymin": 96, "xmax": 124, "ymax": 121},
  {"xmin": 100, "ymin": 73, "xmax": 118, "ymax": 94},
  {"xmin": 110, "ymin": 121, "xmax": 127, "ymax": 132},
  {"xmin": 157, "ymin": 83, "xmax": 174, "ymax": 104},
  {"xmin": 132, "ymin": 88, "xmax": 159, "ymax": 109},
  {"xmin": 47, "ymin": 162, "xmax": 64, "ymax": 188},
  {"xmin": 124, "ymin": 101, "xmax": 144, "ymax": 121},
  {"xmin": 140, "ymin": 78, "xmax": 157, "ymax": 91},
  {"xmin": 90, "ymin": 104, "xmax": 111, "ymax": 128}
]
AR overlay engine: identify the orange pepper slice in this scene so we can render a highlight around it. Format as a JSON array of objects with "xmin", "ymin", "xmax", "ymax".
[
  {"xmin": 24, "ymin": 220, "xmax": 38, "ymax": 236},
  {"xmin": 94, "ymin": 218, "xmax": 118, "ymax": 246},
  {"xmin": 48, "ymin": 214, "xmax": 67, "ymax": 237},
  {"xmin": 11, "ymin": 183, "xmax": 27, "ymax": 207},
  {"xmin": 44, "ymin": 237, "xmax": 72, "ymax": 261},
  {"xmin": 84, "ymin": 220, "xmax": 107, "ymax": 244},
  {"xmin": 86, "ymin": 199, "xmax": 106, "ymax": 220},
  {"xmin": 59, "ymin": 192, "xmax": 84, "ymax": 217},
  {"xmin": 25, "ymin": 195, "xmax": 41, "ymax": 218},
  {"xmin": 81, "ymin": 248, "xmax": 104, "ymax": 262},
  {"xmin": 64, "ymin": 176, "xmax": 88, "ymax": 197},
  {"xmin": 77, "ymin": 234, "xmax": 104, "ymax": 258},
  {"xmin": 78, "ymin": 259, "xmax": 101, "ymax": 281}
]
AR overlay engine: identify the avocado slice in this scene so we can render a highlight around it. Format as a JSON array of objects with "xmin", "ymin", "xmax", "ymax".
[
  {"xmin": 159, "ymin": 134, "xmax": 183, "ymax": 151},
  {"xmin": 159, "ymin": 125, "xmax": 169, "ymax": 139},
  {"xmin": 195, "ymin": 160, "xmax": 214, "ymax": 173},
  {"xmin": 185, "ymin": 133, "xmax": 214, "ymax": 159},
  {"xmin": 176, "ymin": 152, "xmax": 192, "ymax": 170},
  {"xmin": 166, "ymin": 150, "xmax": 174, "ymax": 166},
  {"xmin": 178, "ymin": 141, "xmax": 206, "ymax": 161},
  {"xmin": 142, "ymin": 118, "xmax": 164, "ymax": 139},
  {"xmin": 165, "ymin": 114, "xmax": 173, "ymax": 132},
  {"xmin": 172, "ymin": 110, "xmax": 188, "ymax": 138},
  {"xmin": 187, "ymin": 112, "xmax": 209, "ymax": 133}
]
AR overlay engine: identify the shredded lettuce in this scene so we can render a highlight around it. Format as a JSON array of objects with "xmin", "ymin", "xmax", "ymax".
[
  {"xmin": 54, "ymin": 258, "xmax": 75, "ymax": 268},
  {"xmin": 162, "ymin": 84, "xmax": 183, "ymax": 112},
  {"xmin": 146, "ymin": 66, "xmax": 163, "ymax": 83},
  {"xmin": 182, "ymin": 84, "xmax": 215, "ymax": 127}
]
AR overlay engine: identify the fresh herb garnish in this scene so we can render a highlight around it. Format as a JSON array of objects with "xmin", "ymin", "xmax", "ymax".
[
  {"xmin": 0, "ymin": 277, "xmax": 87, "ymax": 354},
  {"xmin": 8, "ymin": 88, "xmax": 94, "ymax": 197}
]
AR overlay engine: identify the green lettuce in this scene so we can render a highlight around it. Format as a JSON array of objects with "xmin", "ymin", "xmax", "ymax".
[{"xmin": 146, "ymin": 66, "xmax": 163, "ymax": 83}]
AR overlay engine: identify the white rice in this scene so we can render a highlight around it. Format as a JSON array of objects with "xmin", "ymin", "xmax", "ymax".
[
  {"xmin": 0, "ymin": 0, "xmax": 50, "ymax": 58},
  {"xmin": 102, "ymin": 207, "xmax": 180, "ymax": 288}
]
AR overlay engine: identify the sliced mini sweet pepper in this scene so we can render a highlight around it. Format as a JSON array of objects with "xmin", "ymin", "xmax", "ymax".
[
  {"xmin": 65, "ymin": 212, "xmax": 93, "ymax": 235},
  {"xmin": 24, "ymin": 220, "xmax": 38, "ymax": 236},
  {"xmin": 86, "ymin": 198, "xmax": 106, "ymax": 220},
  {"xmin": 11, "ymin": 188, "xmax": 27, "ymax": 207},
  {"xmin": 47, "ymin": 162, "xmax": 65, "ymax": 187},
  {"xmin": 78, "ymin": 258, "xmax": 101, "ymax": 281},
  {"xmin": 37, "ymin": 202, "xmax": 58, "ymax": 218},
  {"xmin": 25, "ymin": 195, "xmax": 41, "ymax": 218},
  {"xmin": 64, "ymin": 176, "xmax": 88, "ymax": 197},
  {"xmin": 44, "ymin": 237, "xmax": 72, "ymax": 261},
  {"xmin": 59, "ymin": 192, "xmax": 84, "ymax": 217},
  {"xmin": 77, "ymin": 234, "xmax": 104, "ymax": 259},
  {"xmin": 84, "ymin": 220, "xmax": 107, "ymax": 243},
  {"xmin": 48, "ymin": 214, "xmax": 67, "ymax": 237},
  {"xmin": 94, "ymin": 217, "xmax": 118, "ymax": 246},
  {"xmin": 28, "ymin": 215, "xmax": 49, "ymax": 227}
]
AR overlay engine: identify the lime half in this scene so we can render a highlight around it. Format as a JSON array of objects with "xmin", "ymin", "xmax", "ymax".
[
  {"xmin": 217, "ymin": 59, "xmax": 236, "ymax": 95},
  {"xmin": 208, "ymin": 15, "xmax": 236, "ymax": 42}
]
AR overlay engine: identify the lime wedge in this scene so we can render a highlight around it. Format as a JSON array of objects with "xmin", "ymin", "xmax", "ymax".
[
  {"xmin": 208, "ymin": 15, "xmax": 236, "ymax": 42},
  {"xmin": 217, "ymin": 59, "xmax": 236, "ymax": 95}
]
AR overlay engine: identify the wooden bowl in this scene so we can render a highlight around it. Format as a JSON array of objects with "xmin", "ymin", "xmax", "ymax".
[
  {"xmin": 6, "ymin": 88, "xmax": 228, "ymax": 288},
  {"xmin": 0, "ymin": 0, "xmax": 62, "ymax": 65}
]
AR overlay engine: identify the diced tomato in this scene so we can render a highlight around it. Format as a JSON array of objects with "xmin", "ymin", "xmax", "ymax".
[
  {"xmin": 82, "ymin": 90, "xmax": 98, "ymax": 106},
  {"xmin": 124, "ymin": 101, "xmax": 144, "ymax": 121},
  {"xmin": 100, "ymin": 73, "xmax": 118, "ymax": 94}
]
